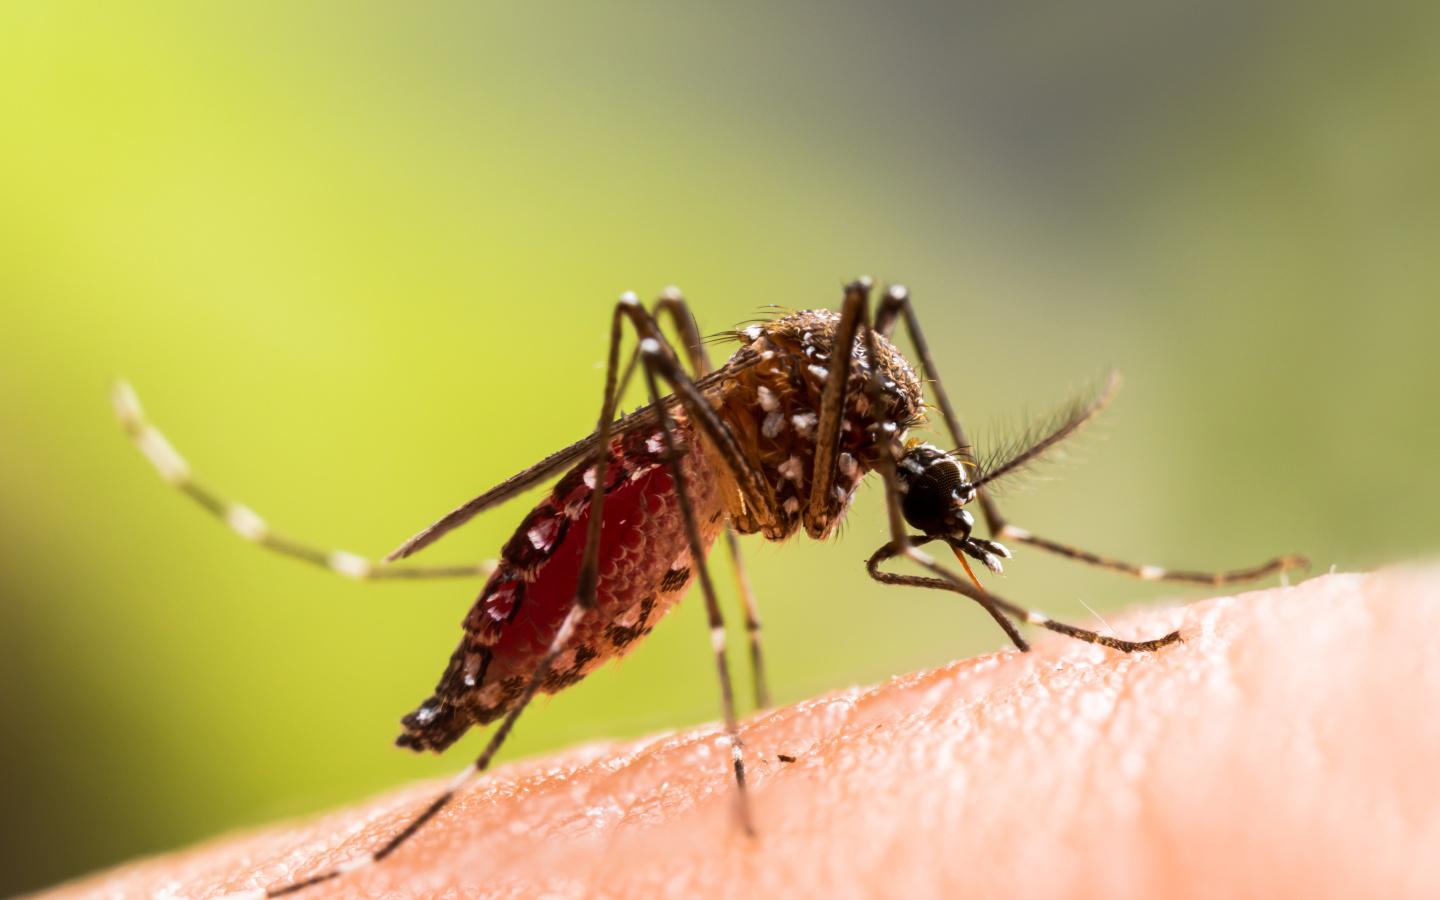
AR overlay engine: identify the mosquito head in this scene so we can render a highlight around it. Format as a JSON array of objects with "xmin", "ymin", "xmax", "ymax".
[
  {"xmin": 896, "ymin": 442, "xmax": 1014, "ymax": 576},
  {"xmin": 896, "ymin": 443, "xmax": 977, "ymax": 538}
]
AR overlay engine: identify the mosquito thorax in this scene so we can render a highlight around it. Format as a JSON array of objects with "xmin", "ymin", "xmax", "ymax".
[
  {"xmin": 896, "ymin": 443, "xmax": 977, "ymax": 538},
  {"xmin": 712, "ymin": 309, "xmax": 925, "ymax": 541}
]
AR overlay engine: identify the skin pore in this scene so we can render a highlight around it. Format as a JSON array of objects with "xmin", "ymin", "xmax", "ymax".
[{"xmin": 46, "ymin": 567, "xmax": 1440, "ymax": 899}]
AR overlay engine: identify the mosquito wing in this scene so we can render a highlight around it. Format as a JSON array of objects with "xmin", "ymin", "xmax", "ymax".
[{"xmin": 386, "ymin": 353, "xmax": 755, "ymax": 562}]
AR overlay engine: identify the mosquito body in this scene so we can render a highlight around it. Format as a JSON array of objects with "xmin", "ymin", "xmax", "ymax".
[
  {"xmin": 397, "ymin": 308, "xmax": 922, "ymax": 753},
  {"xmin": 114, "ymin": 280, "xmax": 1305, "ymax": 896}
]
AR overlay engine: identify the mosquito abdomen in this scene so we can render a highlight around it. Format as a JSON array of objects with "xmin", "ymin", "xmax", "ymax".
[{"xmin": 397, "ymin": 421, "xmax": 724, "ymax": 752}]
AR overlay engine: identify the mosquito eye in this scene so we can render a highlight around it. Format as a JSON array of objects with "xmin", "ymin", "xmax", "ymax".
[{"xmin": 898, "ymin": 446, "xmax": 974, "ymax": 537}]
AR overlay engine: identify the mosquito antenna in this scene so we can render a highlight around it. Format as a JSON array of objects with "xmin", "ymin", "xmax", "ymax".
[{"xmin": 970, "ymin": 371, "xmax": 1121, "ymax": 493}]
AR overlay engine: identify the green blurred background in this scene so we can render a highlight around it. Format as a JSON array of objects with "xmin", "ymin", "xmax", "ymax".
[{"xmin": 3, "ymin": 2, "xmax": 1437, "ymax": 893}]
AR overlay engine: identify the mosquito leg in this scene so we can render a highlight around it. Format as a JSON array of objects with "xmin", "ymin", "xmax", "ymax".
[
  {"xmin": 875, "ymin": 285, "xmax": 1304, "ymax": 586},
  {"xmin": 866, "ymin": 538, "xmax": 1182, "ymax": 652},
  {"xmin": 641, "ymin": 337, "xmax": 755, "ymax": 833},
  {"xmin": 723, "ymin": 528, "xmax": 769, "ymax": 709},
  {"xmin": 803, "ymin": 278, "xmax": 874, "ymax": 538},
  {"xmin": 831, "ymin": 293, "xmax": 1022, "ymax": 648},
  {"xmin": 630, "ymin": 326, "xmax": 781, "ymax": 534},
  {"xmin": 874, "ymin": 284, "xmax": 997, "ymax": 527},
  {"xmin": 601, "ymin": 287, "xmax": 776, "ymax": 704},
  {"xmin": 866, "ymin": 540, "xmax": 1029, "ymax": 651},
  {"xmin": 261, "ymin": 293, "xmax": 647, "ymax": 895},
  {"xmin": 613, "ymin": 286, "xmax": 708, "ymax": 399},
  {"xmin": 391, "ymin": 308, "xmax": 661, "ymax": 565},
  {"xmin": 111, "ymin": 382, "xmax": 496, "ymax": 581},
  {"xmin": 993, "ymin": 524, "xmax": 1309, "ymax": 586},
  {"xmin": 652, "ymin": 288, "xmax": 771, "ymax": 709},
  {"xmin": 387, "ymin": 295, "xmax": 759, "ymax": 563},
  {"xmin": 854, "ymin": 309, "xmax": 1179, "ymax": 655},
  {"xmin": 265, "ymin": 605, "xmax": 591, "ymax": 897}
]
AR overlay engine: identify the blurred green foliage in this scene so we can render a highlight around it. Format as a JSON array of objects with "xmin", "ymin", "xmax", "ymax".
[{"xmin": 2, "ymin": 2, "xmax": 1437, "ymax": 893}]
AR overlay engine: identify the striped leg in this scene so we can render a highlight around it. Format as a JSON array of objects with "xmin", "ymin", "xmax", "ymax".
[
  {"xmin": 257, "ymin": 293, "xmax": 757, "ymax": 896},
  {"xmin": 851, "ymin": 303, "xmax": 1181, "ymax": 654},
  {"xmin": 651, "ymin": 287, "xmax": 770, "ymax": 710},
  {"xmin": 262, "ymin": 603, "xmax": 592, "ymax": 898},
  {"xmin": 994, "ymin": 524, "xmax": 1308, "ymax": 586},
  {"xmin": 111, "ymin": 382, "xmax": 495, "ymax": 581},
  {"xmin": 874, "ymin": 284, "xmax": 1307, "ymax": 587},
  {"xmin": 641, "ymin": 335, "xmax": 754, "ymax": 834},
  {"xmin": 259, "ymin": 292, "xmax": 644, "ymax": 896},
  {"xmin": 866, "ymin": 539, "xmax": 1179, "ymax": 653}
]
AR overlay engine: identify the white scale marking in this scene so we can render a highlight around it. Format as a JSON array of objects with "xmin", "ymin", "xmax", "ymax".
[
  {"xmin": 448, "ymin": 761, "xmax": 480, "ymax": 792},
  {"xmin": 1139, "ymin": 565, "xmax": 1166, "ymax": 581},
  {"xmin": 528, "ymin": 518, "xmax": 559, "ymax": 550},
  {"xmin": 224, "ymin": 504, "xmax": 268, "ymax": 542},
  {"xmin": 777, "ymin": 455, "xmax": 804, "ymax": 482},
  {"xmin": 136, "ymin": 425, "xmax": 190, "ymax": 484},
  {"xmin": 110, "ymin": 381, "xmax": 143, "ymax": 423},
  {"xmin": 757, "ymin": 385, "xmax": 779, "ymax": 412},
  {"xmin": 328, "ymin": 550, "xmax": 372, "ymax": 579}
]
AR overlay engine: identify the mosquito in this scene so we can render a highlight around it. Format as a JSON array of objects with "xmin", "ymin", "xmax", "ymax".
[{"xmin": 113, "ymin": 279, "xmax": 1306, "ymax": 896}]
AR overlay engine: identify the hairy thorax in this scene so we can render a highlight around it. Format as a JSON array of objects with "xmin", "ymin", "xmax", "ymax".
[{"xmin": 705, "ymin": 309, "xmax": 925, "ymax": 541}]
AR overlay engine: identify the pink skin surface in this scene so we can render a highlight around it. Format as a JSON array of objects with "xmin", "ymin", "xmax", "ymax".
[{"xmin": 45, "ymin": 567, "xmax": 1440, "ymax": 899}]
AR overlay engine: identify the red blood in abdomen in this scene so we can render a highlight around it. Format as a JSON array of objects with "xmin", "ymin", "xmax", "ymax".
[{"xmin": 483, "ymin": 432, "xmax": 723, "ymax": 693}]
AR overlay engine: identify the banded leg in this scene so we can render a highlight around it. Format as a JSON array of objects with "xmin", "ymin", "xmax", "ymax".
[
  {"xmin": 260, "ymin": 293, "xmax": 759, "ymax": 896},
  {"xmin": 874, "ymin": 284, "xmax": 1307, "ymax": 586},
  {"xmin": 262, "ymin": 294, "xmax": 638, "ymax": 895},
  {"xmin": 641, "ymin": 336, "xmax": 754, "ymax": 833},
  {"xmin": 614, "ymin": 292, "xmax": 783, "ymax": 720},
  {"xmin": 265, "ymin": 601, "xmax": 592, "ymax": 897},
  {"xmin": 866, "ymin": 539, "xmax": 1179, "ymax": 653},
  {"xmin": 385, "ymin": 301, "xmax": 742, "ymax": 564},
  {"xmin": 841, "ymin": 289, "xmax": 1182, "ymax": 653},
  {"xmin": 650, "ymin": 287, "xmax": 770, "ymax": 709},
  {"xmin": 722, "ymin": 530, "xmax": 769, "ymax": 709},
  {"xmin": 993, "ymin": 524, "xmax": 1307, "ymax": 586},
  {"xmin": 111, "ymin": 381, "xmax": 495, "ymax": 581}
]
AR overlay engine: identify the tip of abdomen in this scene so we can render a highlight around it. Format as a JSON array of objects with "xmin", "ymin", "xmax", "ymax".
[{"xmin": 396, "ymin": 696, "xmax": 471, "ymax": 754}]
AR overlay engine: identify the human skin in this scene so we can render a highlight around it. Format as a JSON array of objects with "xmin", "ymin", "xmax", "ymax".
[{"xmin": 43, "ymin": 567, "xmax": 1440, "ymax": 899}]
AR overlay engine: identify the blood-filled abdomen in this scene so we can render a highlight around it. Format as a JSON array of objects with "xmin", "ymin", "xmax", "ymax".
[{"xmin": 397, "ymin": 422, "xmax": 723, "ymax": 753}]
